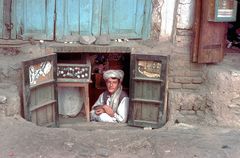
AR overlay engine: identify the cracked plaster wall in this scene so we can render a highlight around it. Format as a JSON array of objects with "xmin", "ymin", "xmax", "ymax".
[
  {"xmin": 151, "ymin": 0, "xmax": 177, "ymax": 40},
  {"xmin": 151, "ymin": 0, "xmax": 195, "ymax": 44}
]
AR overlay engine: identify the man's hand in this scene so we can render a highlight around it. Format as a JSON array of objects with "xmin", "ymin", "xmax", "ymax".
[
  {"xmin": 95, "ymin": 108, "xmax": 105, "ymax": 115},
  {"xmin": 102, "ymin": 105, "xmax": 114, "ymax": 117}
]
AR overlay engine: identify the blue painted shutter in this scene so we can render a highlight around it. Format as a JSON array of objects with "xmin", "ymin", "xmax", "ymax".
[
  {"xmin": 11, "ymin": 0, "xmax": 55, "ymax": 40},
  {"xmin": 0, "ymin": 0, "xmax": 3, "ymax": 38},
  {"xmin": 56, "ymin": 0, "xmax": 102, "ymax": 41},
  {"xmin": 101, "ymin": 0, "xmax": 152, "ymax": 39}
]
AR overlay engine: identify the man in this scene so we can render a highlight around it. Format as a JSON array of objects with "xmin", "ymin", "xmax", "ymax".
[{"xmin": 90, "ymin": 70, "xmax": 129, "ymax": 123}]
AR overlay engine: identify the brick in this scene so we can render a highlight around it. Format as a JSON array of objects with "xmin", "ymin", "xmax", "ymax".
[
  {"xmin": 168, "ymin": 82, "xmax": 182, "ymax": 89},
  {"xmin": 169, "ymin": 70, "xmax": 186, "ymax": 77},
  {"xmin": 174, "ymin": 77, "xmax": 192, "ymax": 84},
  {"xmin": 176, "ymin": 29, "xmax": 193, "ymax": 36},
  {"xmin": 172, "ymin": 47, "xmax": 191, "ymax": 54},
  {"xmin": 192, "ymin": 77, "xmax": 203, "ymax": 84},
  {"xmin": 168, "ymin": 77, "xmax": 174, "ymax": 82},
  {"xmin": 182, "ymin": 83, "xmax": 200, "ymax": 90},
  {"xmin": 190, "ymin": 63, "xmax": 204, "ymax": 71},
  {"xmin": 175, "ymin": 35, "xmax": 191, "ymax": 47},
  {"xmin": 172, "ymin": 59, "xmax": 191, "ymax": 68},
  {"xmin": 184, "ymin": 70, "xmax": 202, "ymax": 77}
]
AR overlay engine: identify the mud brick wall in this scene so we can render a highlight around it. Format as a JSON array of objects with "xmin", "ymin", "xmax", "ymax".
[
  {"xmin": 168, "ymin": 48, "xmax": 204, "ymax": 91},
  {"xmin": 167, "ymin": 46, "xmax": 207, "ymax": 125},
  {"xmin": 165, "ymin": 0, "xmax": 208, "ymax": 125}
]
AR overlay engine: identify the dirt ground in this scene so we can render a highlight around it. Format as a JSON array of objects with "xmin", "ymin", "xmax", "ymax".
[{"xmin": 1, "ymin": 115, "xmax": 240, "ymax": 158}]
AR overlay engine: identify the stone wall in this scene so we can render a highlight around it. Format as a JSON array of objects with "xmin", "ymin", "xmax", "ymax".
[
  {"xmin": 167, "ymin": 46, "xmax": 207, "ymax": 126},
  {"xmin": 163, "ymin": 0, "xmax": 209, "ymax": 125}
]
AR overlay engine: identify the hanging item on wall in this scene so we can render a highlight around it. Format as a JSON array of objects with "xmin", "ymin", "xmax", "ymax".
[
  {"xmin": 57, "ymin": 64, "xmax": 91, "ymax": 82},
  {"xmin": 208, "ymin": 0, "xmax": 238, "ymax": 22}
]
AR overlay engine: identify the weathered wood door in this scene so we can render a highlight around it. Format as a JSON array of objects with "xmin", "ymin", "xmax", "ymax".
[
  {"xmin": 128, "ymin": 54, "xmax": 168, "ymax": 129},
  {"xmin": 101, "ymin": 0, "xmax": 152, "ymax": 39},
  {"xmin": 192, "ymin": 0, "xmax": 237, "ymax": 63},
  {"xmin": 22, "ymin": 54, "xmax": 58, "ymax": 127},
  {"xmin": 11, "ymin": 0, "xmax": 55, "ymax": 40},
  {"xmin": 56, "ymin": 0, "xmax": 103, "ymax": 40}
]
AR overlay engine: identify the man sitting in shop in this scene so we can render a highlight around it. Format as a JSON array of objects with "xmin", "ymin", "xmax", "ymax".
[{"xmin": 90, "ymin": 70, "xmax": 129, "ymax": 123}]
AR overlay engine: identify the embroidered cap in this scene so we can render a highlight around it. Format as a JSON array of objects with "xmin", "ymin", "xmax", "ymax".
[{"xmin": 103, "ymin": 69, "xmax": 124, "ymax": 82}]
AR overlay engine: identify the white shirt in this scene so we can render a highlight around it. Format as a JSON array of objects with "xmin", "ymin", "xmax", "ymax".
[{"xmin": 92, "ymin": 93, "xmax": 129, "ymax": 123}]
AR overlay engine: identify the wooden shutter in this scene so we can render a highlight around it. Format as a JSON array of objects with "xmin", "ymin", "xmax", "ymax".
[
  {"xmin": 192, "ymin": 0, "xmax": 229, "ymax": 63},
  {"xmin": 101, "ymin": 0, "xmax": 152, "ymax": 39},
  {"xmin": 128, "ymin": 54, "xmax": 168, "ymax": 129},
  {"xmin": 11, "ymin": 0, "xmax": 55, "ymax": 40},
  {"xmin": 56, "ymin": 0, "xmax": 102, "ymax": 40},
  {"xmin": 22, "ymin": 54, "xmax": 58, "ymax": 127}
]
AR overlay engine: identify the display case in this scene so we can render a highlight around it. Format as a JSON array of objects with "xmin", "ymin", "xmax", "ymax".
[
  {"xmin": 57, "ymin": 64, "xmax": 91, "ymax": 83},
  {"xmin": 208, "ymin": 0, "xmax": 238, "ymax": 22}
]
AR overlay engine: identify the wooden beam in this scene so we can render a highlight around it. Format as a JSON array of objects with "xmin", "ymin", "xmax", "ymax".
[{"xmin": 191, "ymin": 0, "xmax": 202, "ymax": 62}]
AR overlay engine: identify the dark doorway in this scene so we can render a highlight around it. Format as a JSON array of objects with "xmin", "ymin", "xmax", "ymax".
[
  {"xmin": 57, "ymin": 52, "xmax": 130, "ymax": 125},
  {"xmin": 227, "ymin": 2, "xmax": 240, "ymax": 49}
]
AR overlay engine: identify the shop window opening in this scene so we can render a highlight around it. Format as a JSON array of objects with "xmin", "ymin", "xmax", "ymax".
[
  {"xmin": 57, "ymin": 52, "xmax": 130, "ymax": 125},
  {"xmin": 227, "ymin": 2, "xmax": 240, "ymax": 50}
]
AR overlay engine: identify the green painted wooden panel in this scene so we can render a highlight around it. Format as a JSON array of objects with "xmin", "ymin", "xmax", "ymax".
[
  {"xmin": 0, "ymin": 0, "xmax": 3, "ymax": 38},
  {"xmin": 141, "ymin": 103, "xmax": 159, "ymax": 122},
  {"xmin": 101, "ymin": 0, "xmax": 152, "ymax": 39},
  {"xmin": 133, "ymin": 102, "xmax": 142, "ymax": 120},
  {"xmin": 128, "ymin": 54, "xmax": 169, "ymax": 128},
  {"xmin": 30, "ymin": 85, "xmax": 54, "ymax": 107},
  {"xmin": 56, "ymin": 0, "xmax": 102, "ymax": 40},
  {"xmin": 11, "ymin": 0, "xmax": 55, "ymax": 40},
  {"xmin": 133, "ymin": 103, "xmax": 159, "ymax": 122},
  {"xmin": 134, "ymin": 81, "xmax": 161, "ymax": 100}
]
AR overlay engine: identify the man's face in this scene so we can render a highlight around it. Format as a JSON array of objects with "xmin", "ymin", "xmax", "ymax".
[{"xmin": 106, "ymin": 78, "xmax": 120, "ymax": 94}]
